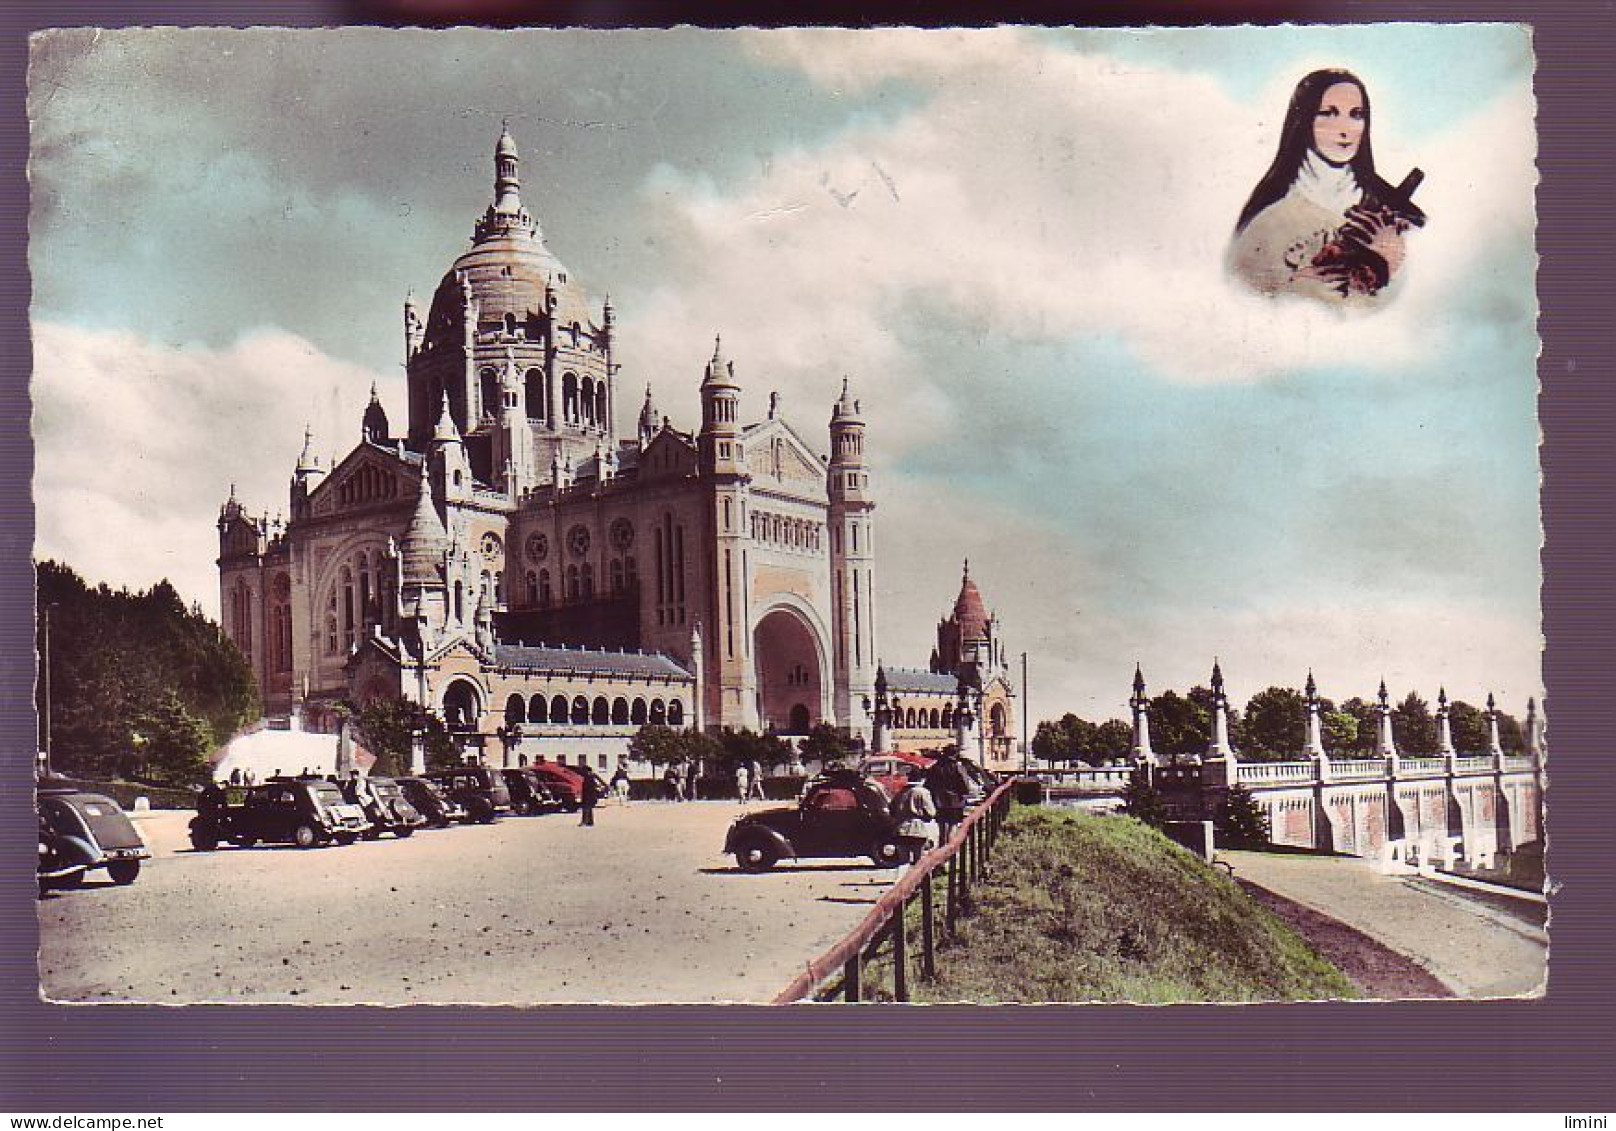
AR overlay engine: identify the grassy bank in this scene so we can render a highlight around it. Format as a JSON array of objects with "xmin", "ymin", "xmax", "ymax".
[{"xmin": 891, "ymin": 806, "xmax": 1356, "ymax": 1003}]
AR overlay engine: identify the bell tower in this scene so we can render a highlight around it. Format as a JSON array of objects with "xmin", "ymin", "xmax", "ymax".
[
  {"xmin": 699, "ymin": 336, "xmax": 757, "ymax": 730},
  {"xmin": 828, "ymin": 378, "xmax": 876, "ymax": 738}
]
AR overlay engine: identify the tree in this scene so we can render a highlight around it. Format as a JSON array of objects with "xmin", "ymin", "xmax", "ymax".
[
  {"xmin": 133, "ymin": 691, "xmax": 215, "ymax": 787},
  {"xmin": 1148, "ymin": 690, "xmax": 1211, "ymax": 763},
  {"xmin": 1120, "ymin": 773, "xmax": 1169, "ymax": 829},
  {"xmin": 1322, "ymin": 710, "xmax": 1359, "ymax": 753},
  {"xmin": 1391, "ymin": 692, "xmax": 1437, "ymax": 755},
  {"xmin": 36, "ymin": 560, "xmax": 260, "ymax": 780},
  {"xmin": 628, "ymin": 725, "xmax": 713, "ymax": 768},
  {"xmin": 1032, "ymin": 714, "xmax": 1089, "ymax": 766},
  {"xmin": 797, "ymin": 723, "xmax": 860, "ymax": 767},
  {"xmin": 1337, "ymin": 697, "xmax": 1379, "ymax": 755},
  {"xmin": 1241, "ymin": 686, "xmax": 1311, "ymax": 761},
  {"xmin": 1219, "ymin": 784, "xmax": 1271, "ymax": 847},
  {"xmin": 716, "ymin": 728, "xmax": 794, "ymax": 771},
  {"xmin": 345, "ymin": 696, "xmax": 457, "ymax": 776},
  {"xmin": 1448, "ymin": 700, "xmax": 1488, "ymax": 754},
  {"xmin": 1090, "ymin": 719, "xmax": 1133, "ymax": 764}
]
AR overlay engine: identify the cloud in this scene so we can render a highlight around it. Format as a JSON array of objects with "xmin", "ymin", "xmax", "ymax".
[
  {"xmin": 32, "ymin": 322, "xmax": 395, "ymax": 617},
  {"xmin": 622, "ymin": 28, "xmax": 1535, "ymax": 406}
]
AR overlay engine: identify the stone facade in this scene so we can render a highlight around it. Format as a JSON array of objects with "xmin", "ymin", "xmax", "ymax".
[{"xmin": 216, "ymin": 127, "xmax": 1012, "ymax": 765}]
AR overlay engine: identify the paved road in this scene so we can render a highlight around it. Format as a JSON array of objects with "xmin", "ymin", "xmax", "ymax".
[
  {"xmin": 39, "ymin": 801, "xmax": 894, "ymax": 1005},
  {"xmin": 1223, "ymin": 850, "xmax": 1546, "ymax": 998}
]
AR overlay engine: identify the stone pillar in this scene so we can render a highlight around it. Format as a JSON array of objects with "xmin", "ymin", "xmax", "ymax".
[
  {"xmin": 1304, "ymin": 669, "xmax": 1328, "ymax": 770},
  {"xmin": 1436, "ymin": 687, "xmax": 1456, "ymax": 756},
  {"xmin": 871, "ymin": 665, "xmax": 890, "ymax": 754},
  {"xmin": 335, "ymin": 718, "xmax": 354, "ymax": 777},
  {"xmin": 953, "ymin": 679, "xmax": 975, "ymax": 757},
  {"xmin": 1204, "ymin": 660, "xmax": 1236, "ymax": 762},
  {"xmin": 1486, "ymin": 692, "xmax": 1504, "ymax": 763},
  {"xmin": 690, "ymin": 622, "xmax": 706, "ymax": 733},
  {"xmin": 1129, "ymin": 664, "xmax": 1157, "ymax": 769},
  {"xmin": 409, "ymin": 729, "xmax": 426, "ymax": 776}
]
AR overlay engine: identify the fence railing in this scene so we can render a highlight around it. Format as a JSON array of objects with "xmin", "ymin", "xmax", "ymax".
[
  {"xmin": 771, "ymin": 777, "xmax": 1020, "ymax": 1004},
  {"xmin": 1398, "ymin": 758, "xmax": 1446, "ymax": 776},
  {"xmin": 1237, "ymin": 762, "xmax": 1314, "ymax": 783},
  {"xmin": 1331, "ymin": 759, "xmax": 1388, "ymax": 781}
]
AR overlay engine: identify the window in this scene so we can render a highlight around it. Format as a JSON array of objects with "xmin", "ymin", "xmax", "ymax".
[
  {"xmin": 529, "ymin": 695, "xmax": 548, "ymax": 724},
  {"xmin": 571, "ymin": 696, "xmax": 589, "ymax": 725},
  {"xmin": 592, "ymin": 697, "xmax": 609, "ymax": 725},
  {"xmin": 551, "ymin": 694, "xmax": 569, "ymax": 724}
]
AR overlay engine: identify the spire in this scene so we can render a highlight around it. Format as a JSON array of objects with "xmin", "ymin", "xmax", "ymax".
[
  {"xmin": 362, "ymin": 383, "xmax": 390, "ymax": 444},
  {"xmin": 434, "ymin": 391, "xmax": 462, "ymax": 443},
  {"xmin": 638, "ymin": 383, "xmax": 660, "ymax": 442},
  {"xmin": 702, "ymin": 334, "xmax": 736, "ymax": 388},
  {"xmin": 1304, "ymin": 668, "xmax": 1317, "ymax": 701},
  {"xmin": 296, "ymin": 425, "xmax": 318, "ymax": 474},
  {"xmin": 831, "ymin": 376, "xmax": 862, "ymax": 423},
  {"xmin": 1211, "ymin": 658, "xmax": 1224, "ymax": 696},
  {"xmin": 1377, "ymin": 678, "xmax": 1390, "ymax": 707},
  {"xmin": 494, "ymin": 121, "xmax": 521, "ymax": 213},
  {"xmin": 1132, "ymin": 663, "xmax": 1146, "ymax": 700},
  {"xmin": 400, "ymin": 472, "xmax": 448, "ymax": 589}
]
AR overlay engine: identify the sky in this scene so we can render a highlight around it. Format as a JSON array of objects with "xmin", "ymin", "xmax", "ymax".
[{"xmin": 27, "ymin": 25, "xmax": 1540, "ymax": 727}]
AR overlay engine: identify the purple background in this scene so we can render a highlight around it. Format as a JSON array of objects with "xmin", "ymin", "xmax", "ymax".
[{"xmin": 2, "ymin": 1, "xmax": 1611, "ymax": 1112}]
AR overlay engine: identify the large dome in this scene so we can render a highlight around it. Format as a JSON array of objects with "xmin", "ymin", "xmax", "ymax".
[
  {"xmin": 952, "ymin": 563, "xmax": 990, "ymax": 641},
  {"xmin": 420, "ymin": 128, "xmax": 598, "ymax": 354}
]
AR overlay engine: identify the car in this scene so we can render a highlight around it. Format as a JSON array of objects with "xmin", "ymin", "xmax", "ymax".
[
  {"xmin": 395, "ymin": 776, "xmax": 466, "ymax": 828},
  {"xmin": 424, "ymin": 765, "xmax": 511, "ymax": 823},
  {"xmin": 188, "ymin": 778, "xmax": 370, "ymax": 850},
  {"xmin": 36, "ymin": 785, "xmax": 150, "ymax": 889},
  {"xmin": 500, "ymin": 768, "xmax": 558, "ymax": 815},
  {"xmin": 857, "ymin": 752, "xmax": 935, "ymax": 797},
  {"xmin": 723, "ymin": 775, "xmax": 904, "ymax": 872},
  {"xmin": 525, "ymin": 762, "xmax": 585, "ymax": 811},
  {"xmin": 347, "ymin": 776, "xmax": 424, "ymax": 838}
]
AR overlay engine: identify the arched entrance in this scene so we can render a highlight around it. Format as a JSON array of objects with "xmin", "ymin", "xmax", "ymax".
[
  {"xmin": 753, "ymin": 607, "xmax": 825, "ymax": 736},
  {"xmin": 442, "ymin": 679, "xmax": 483, "ymax": 731}
]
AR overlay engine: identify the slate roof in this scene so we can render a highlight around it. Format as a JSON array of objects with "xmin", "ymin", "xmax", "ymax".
[
  {"xmin": 492, "ymin": 643, "xmax": 692, "ymax": 680},
  {"xmin": 884, "ymin": 667, "xmax": 959, "ymax": 694}
]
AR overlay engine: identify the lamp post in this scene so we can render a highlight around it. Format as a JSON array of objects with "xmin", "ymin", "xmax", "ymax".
[
  {"xmin": 1020, "ymin": 651, "xmax": 1029, "ymax": 774},
  {"xmin": 40, "ymin": 603, "xmax": 56, "ymax": 778}
]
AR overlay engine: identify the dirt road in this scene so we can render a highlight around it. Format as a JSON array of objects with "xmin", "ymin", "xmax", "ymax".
[{"xmin": 39, "ymin": 801, "xmax": 894, "ymax": 1005}]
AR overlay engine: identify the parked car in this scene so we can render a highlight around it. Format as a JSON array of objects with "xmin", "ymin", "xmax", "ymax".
[
  {"xmin": 188, "ymin": 778, "xmax": 370, "ymax": 850},
  {"xmin": 424, "ymin": 765, "xmax": 511, "ymax": 823},
  {"xmin": 36, "ymin": 785, "xmax": 149, "ymax": 888},
  {"xmin": 857, "ymin": 752, "xmax": 934, "ymax": 797},
  {"xmin": 396, "ymin": 776, "xmax": 466, "ymax": 828},
  {"xmin": 500, "ymin": 768, "xmax": 557, "ymax": 815},
  {"xmin": 723, "ymin": 776, "xmax": 904, "ymax": 872},
  {"xmin": 347, "ymin": 776, "xmax": 424, "ymax": 838},
  {"xmin": 525, "ymin": 762, "xmax": 584, "ymax": 811}
]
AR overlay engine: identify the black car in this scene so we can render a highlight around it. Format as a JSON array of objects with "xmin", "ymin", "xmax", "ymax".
[
  {"xmin": 396, "ymin": 776, "xmax": 466, "ymax": 828},
  {"xmin": 424, "ymin": 766, "xmax": 511, "ymax": 824},
  {"xmin": 36, "ymin": 786, "xmax": 150, "ymax": 889},
  {"xmin": 723, "ymin": 776, "xmax": 903, "ymax": 872},
  {"xmin": 500, "ymin": 768, "xmax": 556, "ymax": 815},
  {"xmin": 189, "ymin": 778, "xmax": 370, "ymax": 850},
  {"xmin": 347, "ymin": 776, "xmax": 424, "ymax": 838}
]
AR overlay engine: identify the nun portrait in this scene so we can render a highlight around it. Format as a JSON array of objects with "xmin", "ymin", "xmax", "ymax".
[{"xmin": 1228, "ymin": 68, "xmax": 1426, "ymax": 303}]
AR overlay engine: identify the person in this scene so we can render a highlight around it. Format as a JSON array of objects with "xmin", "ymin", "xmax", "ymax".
[
  {"xmin": 891, "ymin": 777, "xmax": 939, "ymax": 865},
  {"xmin": 923, "ymin": 747, "xmax": 972, "ymax": 844},
  {"xmin": 229, "ymin": 767, "xmax": 242, "ymax": 786},
  {"xmin": 734, "ymin": 760, "xmax": 752, "ymax": 803},
  {"xmin": 663, "ymin": 763, "xmax": 682, "ymax": 802},
  {"xmin": 746, "ymin": 758, "xmax": 766, "ymax": 802},
  {"xmin": 579, "ymin": 766, "xmax": 605, "ymax": 827},
  {"xmin": 610, "ymin": 764, "xmax": 631, "ymax": 806},
  {"xmin": 684, "ymin": 759, "xmax": 701, "ymax": 802},
  {"xmin": 1228, "ymin": 69, "xmax": 1424, "ymax": 302}
]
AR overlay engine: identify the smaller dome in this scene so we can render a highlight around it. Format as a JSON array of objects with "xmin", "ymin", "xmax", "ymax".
[
  {"xmin": 401, "ymin": 474, "xmax": 448, "ymax": 588},
  {"xmin": 952, "ymin": 561, "xmax": 989, "ymax": 641}
]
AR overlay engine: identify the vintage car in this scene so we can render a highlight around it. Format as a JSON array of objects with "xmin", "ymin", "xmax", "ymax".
[
  {"xmin": 525, "ymin": 762, "xmax": 584, "ymax": 811},
  {"xmin": 857, "ymin": 752, "xmax": 935, "ymax": 797},
  {"xmin": 424, "ymin": 765, "xmax": 511, "ymax": 824},
  {"xmin": 348, "ymin": 776, "xmax": 424, "ymax": 838},
  {"xmin": 36, "ymin": 785, "xmax": 150, "ymax": 888},
  {"xmin": 500, "ymin": 768, "xmax": 559, "ymax": 815},
  {"xmin": 188, "ymin": 778, "xmax": 370, "ymax": 850},
  {"xmin": 723, "ymin": 776, "xmax": 904, "ymax": 872},
  {"xmin": 395, "ymin": 776, "xmax": 466, "ymax": 828}
]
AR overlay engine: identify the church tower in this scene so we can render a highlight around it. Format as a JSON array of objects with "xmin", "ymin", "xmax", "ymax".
[
  {"xmin": 698, "ymin": 336, "xmax": 757, "ymax": 730},
  {"xmin": 828, "ymin": 378, "xmax": 876, "ymax": 738}
]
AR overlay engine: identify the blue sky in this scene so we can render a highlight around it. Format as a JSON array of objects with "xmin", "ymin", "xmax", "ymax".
[{"xmin": 28, "ymin": 26, "xmax": 1540, "ymax": 725}]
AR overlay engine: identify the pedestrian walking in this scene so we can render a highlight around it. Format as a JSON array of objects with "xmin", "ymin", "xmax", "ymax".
[
  {"xmin": 610, "ymin": 764, "xmax": 631, "ymax": 806},
  {"xmin": 579, "ymin": 767, "xmax": 606, "ymax": 827},
  {"xmin": 663, "ymin": 763, "xmax": 681, "ymax": 802},
  {"xmin": 684, "ymin": 759, "xmax": 701, "ymax": 801},
  {"xmin": 923, "ymin": 747, "xmax": 972, "ymax": 845},
  {"xmin": 735, "ymin": 760, "xmax": 752, "ymax": 803},
  {"xmin": 746, "ymin": 758, "xmax": 766, "ymax": 802},
  {"xmin": 891, "ymin": 777, "xmax": 939, "ymax": 866}
]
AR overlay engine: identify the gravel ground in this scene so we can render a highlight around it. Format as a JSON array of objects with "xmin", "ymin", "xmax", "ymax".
[
  {"xmin": 1223, "ymin": 850, "xmax": 1547, "ymax": 999},
  {"xmin": 38, "ymin": 801, "xmax": 896, "ymax": 1005}
]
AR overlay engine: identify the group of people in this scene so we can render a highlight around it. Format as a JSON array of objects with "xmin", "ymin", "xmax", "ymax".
[
  {"xmin": 660, "ymin": 761, "xmax": 704, "ymax": 803},
  {"xmin": 806, "ymin": 747, "xmax": 991, "ymax": 866}
]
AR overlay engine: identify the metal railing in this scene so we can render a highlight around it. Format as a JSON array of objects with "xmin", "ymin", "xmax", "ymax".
[{"xmin": 772, "ymin": 777, "xmax": 1020, "ymax": 1004}]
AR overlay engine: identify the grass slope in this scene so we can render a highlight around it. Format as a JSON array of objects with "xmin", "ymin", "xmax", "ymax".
[{"xmin": 914, "ymin": 807, "xmax": 1356, "ymax": 1003}]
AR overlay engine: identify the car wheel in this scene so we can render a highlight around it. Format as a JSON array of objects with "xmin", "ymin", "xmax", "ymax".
[
  {"xmin": 108, "ymin": 860, "xmax": 141, "ymax": 885},
  {"xmin": 292, "ymin": 824, "xmax": 319, "ymax": 848},
  {"xmin": 334, "ymin": 833, "xmax": 358, "ymax": 846},
  {"xmin": 563, "ymin": 800, "xmax": 581, "ymax": 813},
  {"xmin": 362, "ymin": 829, "xmax": 381, "ymax": 840},
  {"xmin": 469, "ymin": 799, "xmax": 496, "ymax": 824},
  {"xmin": 395, "ymin": 827, "xmax": 415, "ymax": 839},
  {"xmin": 871, "ymin": 839, "xmax": 905, "ymax": 868},
  {"xmin": 190, "ymin": 830, "xmax": 220, "ymax": 852},
  {"xmin": 735, "ymin": 841, "xmax": 780, "ymax": 873}
]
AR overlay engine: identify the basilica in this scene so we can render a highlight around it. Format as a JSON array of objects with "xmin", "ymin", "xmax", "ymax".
[{"xmin": 216, "ymin": 127, "xmax": 1017, "ymax": 772}]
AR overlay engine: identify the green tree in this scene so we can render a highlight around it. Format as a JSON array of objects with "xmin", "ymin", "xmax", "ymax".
[
  {"xmin": 1322, "ymin": 711, "xmax": 1359, "ymax": 753},
  {"xmin": 1448, "ymin": 700, "xmax": 1488, "ymax": 754},
  {"xmin": 1391, "ymin": 692, "xmax": 1437, "ymax": 755},
  {"xmin": 1337, "ymin": 698, "xmax": 1379, "ymax": 755},
  {"xmin": 797, "ymin": 722, "xmax": 861, "ymax": 767},
  {"xmin": 627, "ymin": 725, "xmax": 721, "ymax": 768},
  {"xmin": 1032, "ymin": 713, "xmax": 1090, "ymax": 766},
  {"xmin": 344, "ymin": 696, "xmax": 458, "ymax": 776},
  {"xmin": 37, "ymin": 560, "xmax": 259, "ymax": 780},
  {"xmin": 1240, "ymin": 686, "xmax": 1310, "ymax": 761},
  {"xmin": 1120, "ymin": 773, "xmax": 1169, "ymax": 829},
  {"xmin": 716, "ymin": 728, "xmax": 793, "ymax": 771},
  {"xmin": 1148, "ymin": 690, "xmax": 1211, "ymax": 763},
  {"xmin": 133, "ymin": 691, "xmax": 215, "ymax": 787},
  {"xmin": 1219, "ymin": 784, "xmax": 1271, "ymax": 848},
  {"xmin": 1090, "ymin": 719, "xmax": 1133, "ymax": 764}
]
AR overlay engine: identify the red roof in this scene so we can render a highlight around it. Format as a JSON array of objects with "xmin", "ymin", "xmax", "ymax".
[{"xmin": 952, "ymin": 570, "xmax": 989, "ymax": 641}]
